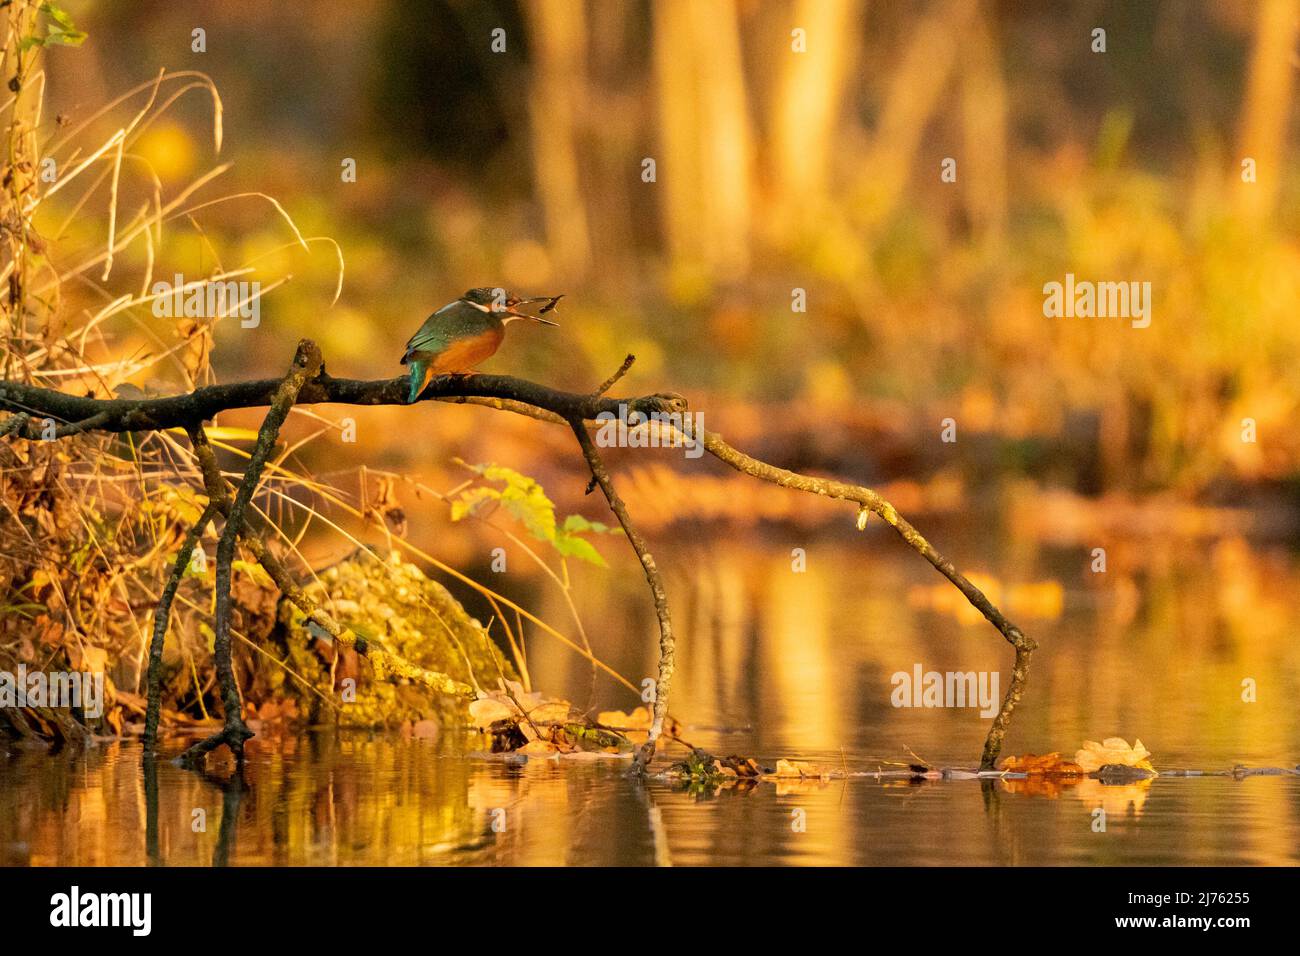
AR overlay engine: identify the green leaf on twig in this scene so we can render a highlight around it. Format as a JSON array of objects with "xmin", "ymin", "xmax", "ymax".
[
  {"xmin": 450, "ymin": 463, "xmax": 621, "ymax": 567},
  {"xmin": 19, "ymin": 4, "xmax": 86, "ymax": 50}
]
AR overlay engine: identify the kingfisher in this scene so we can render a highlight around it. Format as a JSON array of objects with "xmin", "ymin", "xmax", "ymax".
[{"xmin": 400, "ymin": 288, "xmax": 563, "ymax": 403}]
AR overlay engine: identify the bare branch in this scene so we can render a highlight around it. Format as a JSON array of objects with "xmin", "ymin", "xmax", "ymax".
[
  {"xmin": 696, "ymin": 427, "xmax": 1037, "ymax": 769},
  {"xmin": 181, "ymin": 339, "xmax": 322, "ymax": 765},
  {"xmin": 0, "ymin": 366, "xmax": 687, "ymax": 433},
  {"xmin": 592, "ymin": 353, "xmax": 636, "ymax": 397},
  {"xmin": 569, "ymin": 418, "xmax": 676, "ymax": 772},
  {"xmin": 143, "ymin": 500, "xmax": 217, "ymax": 753}
]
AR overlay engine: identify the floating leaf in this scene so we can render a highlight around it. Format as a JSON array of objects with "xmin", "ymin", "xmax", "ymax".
[
  {"xmin": 1074, "ymin": 737, "xmax": 1155, "ymax": 773},
  {"xmin": 470, "ymin": 683, "xmax": 572, "ymax": 744},
  {"xmin": 715, "ymin": 755, "xmax": 764, "ymax": 777},
  {"xmin": 468, "ymin": 696, "xmax": 515, "ymax": 729},
  {"xmin": 1000, "ymin": 752, "xmax": 1086, "ymax": 775},
  {"xmin": 771, "ymin": 758, "xmax": 831, "ymax": 779}
]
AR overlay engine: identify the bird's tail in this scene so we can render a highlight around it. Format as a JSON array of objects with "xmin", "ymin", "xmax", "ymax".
[{"xmin": 407, "ymin": 359, "xmax": 431, "ymax": 404}]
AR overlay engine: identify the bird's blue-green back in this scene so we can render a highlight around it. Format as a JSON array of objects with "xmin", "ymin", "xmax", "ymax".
[{"xmin": 402, "ymin": 301, "xmax": 502, "ymax": 360}]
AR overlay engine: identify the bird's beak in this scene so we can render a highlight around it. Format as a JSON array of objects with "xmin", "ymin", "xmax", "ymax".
[{"xmin": 504, "ymin": 294, "xmax": 563, "ymax": 325}]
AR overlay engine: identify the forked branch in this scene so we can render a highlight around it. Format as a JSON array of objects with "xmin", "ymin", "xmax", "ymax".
[{"xmin": 180, "ymin": 340, "xmax": 323, "ymax": 765}]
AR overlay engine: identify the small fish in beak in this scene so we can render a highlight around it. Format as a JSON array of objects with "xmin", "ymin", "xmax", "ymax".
[{"xmin": 501, "ymin": 294, "xmax": 564, "ymax": 325}]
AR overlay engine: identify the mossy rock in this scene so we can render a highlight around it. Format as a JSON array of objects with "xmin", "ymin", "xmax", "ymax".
[{"xmin": 275, "ymin": 549, "xmax": 513, "ymax": 727}]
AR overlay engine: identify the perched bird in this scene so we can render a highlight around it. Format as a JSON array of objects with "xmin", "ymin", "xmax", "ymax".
[{"xmin": 400, "ymin": 288, "xmax": 562, "ymax": 403}]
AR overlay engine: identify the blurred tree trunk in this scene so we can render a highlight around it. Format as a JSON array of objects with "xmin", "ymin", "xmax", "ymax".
[
  {"xmin": 959, "ymin": 5, "xmax": 1007, "ymax": 251},
  {"xmin": 584, "ymin": 4, "xmax": 641, "ymax": 290},
  {"xmin": 651, "ymin": 0, "xmax": 700, "ymax": 272},
  {"xmin": 856, "ymin": 0, "xmax": 978, "ymax": 231},
  {"xmin": 1234, "ymin": 0, "xmax": 1299, "ymax": 222},
  {"xmin": 768, "ymin": 0, "xmax": 864, "ymax": 234},
  {"xmin": 652, "ymin": 0, "xmax": 753, "ymax": 279},
  {"xmin": 525, "ymin": 0, "xmax": 593, "ymax": 280}
]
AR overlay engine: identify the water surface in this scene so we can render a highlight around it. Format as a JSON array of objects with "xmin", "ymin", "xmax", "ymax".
[{"xmin": 3, "ymin": 528, "xmax": 1298, "ymax": 866}]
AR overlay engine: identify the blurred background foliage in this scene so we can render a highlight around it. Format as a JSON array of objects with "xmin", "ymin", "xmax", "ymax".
[{"xmin": 41, "ymin": 0, "xmax": 1300, "ymax": 510}]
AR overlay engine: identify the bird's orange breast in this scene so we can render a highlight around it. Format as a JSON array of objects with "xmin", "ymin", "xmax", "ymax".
[{"xmin": 430, "ymin": 326, "xmax": 505, "ymax": 372}]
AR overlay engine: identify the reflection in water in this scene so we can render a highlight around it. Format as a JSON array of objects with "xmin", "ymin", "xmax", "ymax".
[
  {"xmin": 540, "ymin": 529, "xmax": 1300, "ymax": 770},
  {"xmin": 2, "ymin": 532, "xmax": 1298, "ymax": 866},
  {"xmin": 1, "ymin": 737, "xmax": 1297, "ymax": 866}
]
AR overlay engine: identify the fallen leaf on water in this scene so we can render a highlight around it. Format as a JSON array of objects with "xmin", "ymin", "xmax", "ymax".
[
  {"xmin": 771, "ymin": 759, "xmax": 831, "ymax": 779},
  {"xmin": 1000, "ymin": 752, "xmax": 1086, "ymax": 775},
  {"xmin": 469, "ymin": 683, "xmax": 572, "ymax": 732},
  {"xmin": 468, "ymin": 696, "xmax": 515, "ymax": 729},
  {"xmin": 1074, "ymin": 737, "xmax": 1155, "ymax": 773},
  {"xmin": 715, "ymin": 755, "xmax": 764, "ymax": 777}
]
